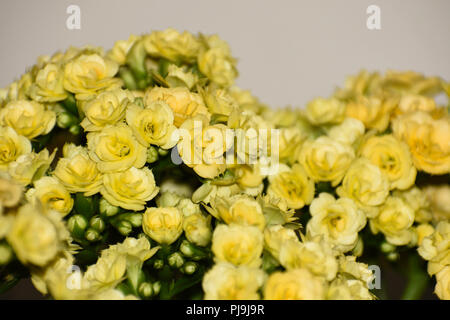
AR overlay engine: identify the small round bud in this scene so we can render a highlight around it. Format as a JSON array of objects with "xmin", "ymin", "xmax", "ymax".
[
  {"xmin": 138, "ymin": 282, "xmax": 153, "ymax": 298},
  {"xmin": 183, "ymin": 262, "xmax": 198, "ymax": 275},
  {"xmin": 381, "ymin": 242, "xmax": 396, "ymax": 254},
  {"xmin": 99, "ymin": 198, "xmax": 120, "ymax": 217},
  {"xmin": 387, "ymin": 252, "xmax": 399, "ymax": 262},
  {"xmin": 152, "ymin": 281, "xmax": 161, "ymax": 296},
  {"xmin": 168, "ymin": 252, "xmax": 184, "ymax": 269},
  {"xmin": 158, "ymin": 148, "xmax": 169, "ymax": 157},
  {"xmin": 117, "ymin": 220, "xmax": 132, "ymax": 236},
  {"xmin": 85, "ymin": 228, "xmax": 101, "ymax": 242},
  {"xmin": 89, "ymin": 216, "xmax": 105, "ymax": 232},
  {"xmin": 153, "ymin": 259, "xmax": 164, "ymax": 270},
  {"xmin": 67, "ymin": 214, "xmax": 88, "ymax": 238},
  {"xmin": 180, "ymin": 240, "xmax": 194, "ymax": 258},
  {"xmin": 0, "ymin": 243, "xmax": 13, "ymax": 265},
  {"xmin": 122, "ymin": 213, "xmax": 142, "ymax": 228},
  {"xmin": 57, "ymin": 112, "xmax": 75, "ymax": 129},
  {"xmin": 69, "ymin": 125, "xmax": 81, "ymax": 135},
  {"xmin": 147, "ymin": 146, "xmax": 159, "ymax": 163}
]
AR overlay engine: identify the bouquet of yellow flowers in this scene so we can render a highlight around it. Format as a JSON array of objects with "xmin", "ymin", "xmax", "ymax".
[{"xmin": 0, "ymin": 29, "xmax": 449, "ymax": 300}]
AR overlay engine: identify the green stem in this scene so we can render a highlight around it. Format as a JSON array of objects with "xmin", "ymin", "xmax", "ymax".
[{"xmin": 402, "ymin": 254, "xmax": 429, "ymax": 300}]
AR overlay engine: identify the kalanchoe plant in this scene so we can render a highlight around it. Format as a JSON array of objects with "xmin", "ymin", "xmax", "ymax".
[{"xmin": 0, "ymin": 29, "xmax": 449, "ymax": 300}]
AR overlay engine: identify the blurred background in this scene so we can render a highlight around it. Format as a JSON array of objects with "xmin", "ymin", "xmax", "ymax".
[
  {"xmin": 0, "ymin": 0, "xmax": 448, "ymax": 299},
  {"xmin": 0, "ymin": 0, "xmax": 449, "ymax": 108}
]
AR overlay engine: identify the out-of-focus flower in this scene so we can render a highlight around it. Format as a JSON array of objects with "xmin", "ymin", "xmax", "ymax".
[
  {"xmin": 0, "ymin": 100, "xmax": 55, "ymax": 139},
  {"xmin": 202, "ymin": 262, "xmax": 265, "ymax": 300},
  {"xmin": 392, "ymin": 111, "xmax": 450, "ymax": 175}
]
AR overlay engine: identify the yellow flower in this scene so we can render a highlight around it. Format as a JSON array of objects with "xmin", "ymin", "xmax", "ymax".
[
  {"xmin": 264, "ymin": 268, "xmax": 326, "ymax": 300},
  {"xmin": 279, "ymin": 239, "xmax": 338, "ymax": 281},
  {"xmin": 26, "ymin": 176, "xmax": 74, "ymax": 217},
  {"xmin": 0, "ymin": 100, "xmax": 56, "ymax": 139},
  {"xmin": 63, "ymin": 53, "xmax": 122, "ymax": 100},
  {"xmin": 80, "ymin": 89, "xmax": 134, "ymax": 131},
  {"xmin": 6, "ymin": 203, "xmax": 60, "ymax": 266},
  {"xmin": 278, "ymin": 126, "xmax": 306, "ymax": 164},
  {"xmin": 202, "ymin": 262, "xmax": 265, "ymax": 300},
  {"xmin": 370, "ymin": 196, "xmax": 415, "ymax": 246},
  {"xmin": 198, "ymin": 48, "xmax": 237, "ymax": 88},
  {"xmin": 392, "ymin": 111, "xmax": 450, "ymax": 174},
  {"xmin": 264, "ymin": 225, "xmax": 299, "ymax": 260},
  {"xmin": 423, "ymin": 185, "xmax": 450, "ymax": 222},
  {"xmin": 435, "ymin": 266, "xmax": 450, "ymax": 300},
  {"xmin": 358, "ymin": 134, "xmax": 416, "ymax": 190},
  {"xmin": 345, "ymin": 95, "xmax": 397, "ymax": 132},
  {"xmin": 201, "ymin": 85, "xmax": 238, "ymax": 119},
  {"xmin": 145, "ymin": 86, "xmax": 210, "ymax": 127},
  {"xmin": 210, "ymin": 195, "xmax": 265, "ymax": 230},
  {"xmin": 165, "ymin": 64, "xmax": 198, "ymax": 90},
  {"xmin": 177, "ymin": 115, "xmax": 227, "ymax": 179},
  {"xmin": 393, "ymin": 187, "xmax": 432, "ymax": 223},
  {"xmin": 83, "ymin": 250, "xmax": 127, "ymax": 291},
  {"xmin": 191, "ymin": 181, "xmax": 241, "ymax": 204},
  {"xmin": 53, "ymin": 144, "xmax": 103, "ymax": 196},
  {"xmin": 101, "ymin": 167, "xmax": 159, "ymax": 211},
  {"xmin": 307, "ymin": 193, "xmax": 366, "ymax": 253},
  {"xmin": 337, "ymin": 255, "xmax": 375, "ymax": 284},
  {"xmin": 305, "ymin": 97, "xmax": 346, "ymax": 125},
  {"xmin": 29, "ymin": 63, "xmax": 68, "ymax": 102},
  {"xmin": 337, "ymin": 158, "xmax": 389, "ymax": 218},
  {"xmin": 327, "ymin": 276, "xmax": 374, "ymax": 300},
  {"xmin": 87, "ymin": 123, "xmax": 147, "ymax": 173},
  {"xmin": 143, "ymin": 28, "xmax": 201, "ymax": 63},
  {"xmin": 267, "ymin": 164, "xmax": 315, "ymax": 210},
  {"xmin": 212, "ymin": 224, "xmax": 263, "ymax": 267},
  {"xmin": 126, "ymin": 100, "xmax": 178, "ymax": 149},
  {"xmin": 299, "ymin": 136, "xmax": 355, "ymax": 186},
  {"xmin": 325, "ymin": 118, "xmax": 365, "ymax": 146},
  {"xmin": 183, "ymin": 213, "xmax": 212, "ymax": 247},
  {"xmin": 415, "ymin": 224, "xmax": 435, "ymax": 247},
  {"xmin": 8, "ymin": 149, "xmax": 56, "ymax": 186},
  {"xmin": 0, "ymin": 126, "xmax": 31, "ymax": 170},
  {"xmin": 107, "ymin": 34, "xmax": 140, "ymax": 65},
  {"xmin": 233, "ymin": 165, "xmax": 264, "ymax": 189},
  {"xmin": 418, "ymin": 221, "xmax": 450, "ymax": 276},
  {"xmin": 395, "ymin": 94, "xmax": 436, "ymax": 116},
  {"xmin": 142, "ymin": 207, "xmax": 183, "ymax": 245},
  {"xmin": 229, "ymin": 86, "xmax": 267, "ymax": 114}
]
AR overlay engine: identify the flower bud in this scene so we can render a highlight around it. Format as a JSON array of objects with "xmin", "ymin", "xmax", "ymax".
[
  {"xmin": 89, "ymin": 215, "xmax": 105, "ymax": 232},
  {"xmin": 158, "ymin": 148, "xmax": 169, "ymax": 157},
  {"xmin": 99, "ymin": 198, "xmax": 121, "ymax": 217},
  {"xmin": 69, "ymin": 125, "xmax": 81, "ymax": 136},
  {"xmin": 116, "ymin": 220, "xmax": 133, "ymax": 236},
  {"xmin": 168, "ymin": 252, "xmax": 184, "ymax": 269},
  {"xmin": 138, "ymin": 282, "xmax": 153, "ymax": 298},
  {"xmin": 67, "ymin": 214, "xmax": 88, "ymax": 238},
  {"xmin": 152, "ymin": 281, "xmax": 161, "ymax": 295},
  {"xmin": 180, "ymin": 240, "xmax": 195, "ymax": 257},
  {"xmin": 126, "ymin": 40, "xmax": 147, "ymax": 80},
  {"xmin": 120, "ymin": 212, "xmax": 143, "ymax": 228},
  {"xmin": 387, "ymin": 252, "xmax": 399, "ymax": 262},
  {"xmin": 183, "ymin": 261, "xmax": 198, "ymax": 275},
  {"xmin": 0, "ymin": 243, "xmax": 13, "ymax": 265},
  {"xmin": 381, "ymin": 241, "xmax": 396, "ymax": 253},
  {"xmin": 85, "ymin": 228, "xmax": 101, "ymax": 242},
  {"xmin": 57, "ymin": 112, "xmax": 76, "ymax": 129},
  {"xmin": 153, "ymin": 259, "xmax": 164, "ymax": 270},
  {"xmin": 147, "ymin": 146, "xmax": 159, "ymax": 163}
]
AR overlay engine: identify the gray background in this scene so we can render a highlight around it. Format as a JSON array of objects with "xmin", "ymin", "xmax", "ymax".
[{"xmin": 0, "ymin": 0, "xmax": 449, "ymax": 108}]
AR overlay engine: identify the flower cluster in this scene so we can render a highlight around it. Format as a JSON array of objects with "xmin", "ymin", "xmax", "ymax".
[{"xmin": 0, "ymin": 29, "xmax": 449, "ymax": 300}]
